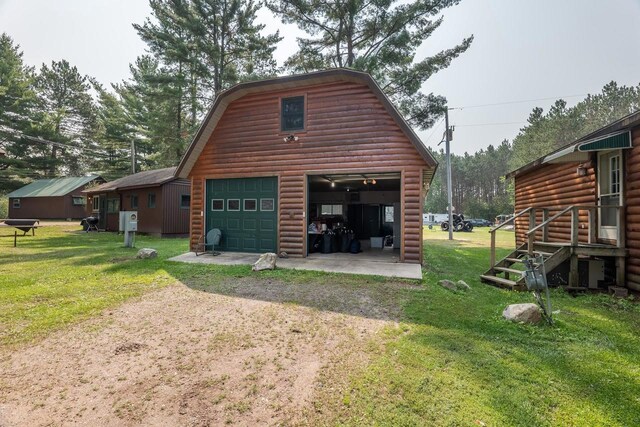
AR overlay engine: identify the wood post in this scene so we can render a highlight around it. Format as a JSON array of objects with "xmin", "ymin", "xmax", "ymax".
[
  {"xmin": 528, "ymin": 208, "xmax": 536, "ymax": 255},
  {"xmin": 569, "ymin": 251, "xmax": 579, "ymax": 288},
  {"xmin": 542, "ymin": 208, "xmax": 549, "ymax": 242},
  {"xmin": 571, "ymin": 206, "xmax": 579, "ymax": 246},
  {"xmin": 490, "ymin": 231, "xmax": 496, "ymax": 271},
  {"xmin": 588, "ymin": 207, "xmax": 597, "ymax": 244},
  {"xmin": 617, "ymin": 205, "xmax": 626, "ymax": 249},
  {"xmin": 616, "ymin": 256, "xmax": 626, "ymax": 287}
]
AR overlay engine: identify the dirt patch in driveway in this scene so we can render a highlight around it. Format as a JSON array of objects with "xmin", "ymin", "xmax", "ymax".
[{"xmin": 0, "ymin": 278, "xmax": 411, "ymax": 426}]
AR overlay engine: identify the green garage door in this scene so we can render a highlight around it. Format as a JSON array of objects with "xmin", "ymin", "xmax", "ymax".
[{"xmin": 206, "ymin": 177, "xmax": 278, "ymax": 253}]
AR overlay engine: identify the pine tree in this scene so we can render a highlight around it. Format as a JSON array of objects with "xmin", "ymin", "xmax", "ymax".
[
  {"xmin": 268, "ymin": 0, "xmax": 473, "ymax": 129},
  {"xmin": 0, "ymin": 33, "xmax": 37, "ymax": 191}
]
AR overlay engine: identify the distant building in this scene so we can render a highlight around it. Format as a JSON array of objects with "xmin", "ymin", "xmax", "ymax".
[
  {"xmin": 7, "ymin": 175, "xmax": 104, "ymax": 219},
  {"xmin": 83, "ymin": 167, "xmax": 190, "ymax": 237}
]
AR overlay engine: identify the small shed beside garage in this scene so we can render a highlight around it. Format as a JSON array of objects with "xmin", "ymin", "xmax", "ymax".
[
  {"xmin": 7, "ymin": 175, "xmax": 104, "ymax": 220},
  {"xmin": 83, "ymin": 167, "xmax": 191, "ymax": 237}
]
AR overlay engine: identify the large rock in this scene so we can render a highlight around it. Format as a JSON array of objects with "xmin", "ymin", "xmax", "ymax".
[
  {"xmin": 503, "ymin": 303, "xmax": 542, "ymax": 324},
  {"xmin": 136, "ymin": 248, "xmax": 158, "ymax": 259},
  {"xmin": 252, "ymin": 253, "xmax": 277, "ymax": 271},
  {"xmin": 439, "ymin": 279, "xmax": 471, "ymax": 292}
]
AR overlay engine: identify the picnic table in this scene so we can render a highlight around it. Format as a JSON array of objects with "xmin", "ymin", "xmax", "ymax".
[{"xmin": 0, "ymin": 219, "xmax": 41, "ymax": 247}]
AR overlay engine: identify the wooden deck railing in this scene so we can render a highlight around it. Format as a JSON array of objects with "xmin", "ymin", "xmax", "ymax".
[{"xmin": 488, "ymin": 205, "xmax": 624, "ymax": 271}]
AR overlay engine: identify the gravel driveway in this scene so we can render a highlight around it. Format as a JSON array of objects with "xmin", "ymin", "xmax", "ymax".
[{"xmin": 0, "ymin": 278, "xmax": 409, "ymax": 426}]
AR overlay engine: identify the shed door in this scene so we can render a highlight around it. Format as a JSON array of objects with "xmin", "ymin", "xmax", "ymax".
[
  {"xmin": 206, "ymin": 177, "xmax": 278, "ymax": 253},
  {"xmin": 597, "ymin": 150, "xmax": 622, "ymax": 241}
]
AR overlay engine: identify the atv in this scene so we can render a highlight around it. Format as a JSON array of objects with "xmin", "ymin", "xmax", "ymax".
[{"xmin": 440, "ymin": 213, "xmax": 474, "ymax": 232}]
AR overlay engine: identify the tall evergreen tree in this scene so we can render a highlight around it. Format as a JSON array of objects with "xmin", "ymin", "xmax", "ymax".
[
  {"xmin": 268, "ymin": 0, "xmax": 473, "ymax": 129},
  {"xmin": 129, "ymin": 0, "xmax": 281, "ymax": 166},
  {"xmin": 0, "ymin": 33, "xmax": 37, "ymax": 190}
]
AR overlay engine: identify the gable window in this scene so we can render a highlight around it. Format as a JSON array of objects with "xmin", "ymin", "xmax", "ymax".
[
  {"xmin": 92, "ymin": 196, "xmax": 100, "ymax": 212},
  {"xmin": 12, "ymin": 198, "xmax": 20, "ymax": 209},
  {"xmin": 181, "ymin": 194, "xmax": 191, "ymax": 209},
  {"xmin": 147, "ymin": 193, "xmax": 156, "ymax": 208},
  {"xmin": 281, "ymin": 96, "xmax": 305, "ymax": 131},
  {"xmin": 130, "ymin": 195, "xmax": 138, "ymax": 209},
  {"xmin": 72, "ymin": 196, "xmax": 86, "ymax": 206}
]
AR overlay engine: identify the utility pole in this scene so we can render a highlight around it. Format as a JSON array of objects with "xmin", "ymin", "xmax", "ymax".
[
  {"xmin": 445, "ymin": 108, "xmax": 453, "ymax": 241},
  {"xmin": 131, "ymin": 140, "xmax": 136, "ymax": 174}
]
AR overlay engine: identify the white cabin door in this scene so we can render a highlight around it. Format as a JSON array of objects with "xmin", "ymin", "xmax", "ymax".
[{"xmin": 597, "ymin": 150, "xmax": 622, "ymax": 241}]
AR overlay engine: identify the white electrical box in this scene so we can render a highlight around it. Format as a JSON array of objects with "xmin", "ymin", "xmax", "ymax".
[{"xmin": 124, "ymin": 211, "xmax": 138, "ymax": 232}]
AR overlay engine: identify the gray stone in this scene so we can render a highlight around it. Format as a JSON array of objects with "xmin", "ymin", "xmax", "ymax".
[
  {"xmin": 438, "ymin": 279, "xmax": 458, "ymax": 291},
  {"xmin": 457, "ymin": 280, "xmax": 471, "ymax": 291},
  {"xmin": 439, "ymin": 279, "xmax": 470, "ymax": 292},
  {"xmin": 252, "ymin": 253, "xmax": 277, "ymax": 271},
  {"xmin": 503, "ymin": 303, "xmax": 542, "ymax": 324},
  {"xmin": 136, "ymin": 248, "xmax": 158, "ymax": 259}
]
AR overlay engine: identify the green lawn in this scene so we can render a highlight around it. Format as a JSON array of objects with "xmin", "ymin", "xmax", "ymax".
[
  {"xmin": 1, "ymin": 225, "xmax": 639, "ymax": 426},
  {"xmin": 327, "ymin": 228, "xmax": 640, "ymax": 426}
]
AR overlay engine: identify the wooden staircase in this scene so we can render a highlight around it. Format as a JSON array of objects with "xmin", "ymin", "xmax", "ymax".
[
  {"xmin": 481, "ymin": 205, "xmax": 627, "ymax": 291},
  {"xmin": 481, "ymin": 242, "xmax": 570, "ymax": 291}
]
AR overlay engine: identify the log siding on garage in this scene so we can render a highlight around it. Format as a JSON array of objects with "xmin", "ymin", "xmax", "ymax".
[{"xmin": 188, "ymin": 80, "xmax": 431, "ymax": 262}]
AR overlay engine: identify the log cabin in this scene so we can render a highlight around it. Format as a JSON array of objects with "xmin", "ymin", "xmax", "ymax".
[
  {"xmin": 175, "ymin": 69, "xmax": 438, "ymax": 264},
  {"xmin": 482, "ymin": 111, "xmax": 640, "ymax": 292},
  {"xmin": 83, "ymin": 167, "xmax": 190, "ymax": 236},
  {"xmin": 7, "ymin": 175, "xmax": 104, "ymax": 220}
]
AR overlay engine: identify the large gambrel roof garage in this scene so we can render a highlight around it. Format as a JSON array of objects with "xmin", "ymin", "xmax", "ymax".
[{"xmin": 177, "ymin": 69, "xmax": 437, "ymax": 264}]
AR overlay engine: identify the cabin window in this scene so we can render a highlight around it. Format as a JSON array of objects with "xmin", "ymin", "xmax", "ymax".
[
  {"xmin": 147, "ymin": 193, "xmax": 156, "ymax": 208},
  {"xmin": 281, "ymin": 96, "xmax": 305, "ymax": 131},
  {"xmin": 107, "ymin": 198, "xmax": 119, "ymax": 213},
  {"xmin": 384, "ymin": 206, "xmax": 395, "ymax": 223},
  {"xmin": 181, "ymin": 195, "xmax": 191, "ymax": 209},
  {"xmin": 244, "ymin": 199, "xmax": 257, "ymax": 211},
  {"xmin": 92, "ymin": 196, "xmax": 100, "ymax": 212},
  {"xmin": 227, "ymin": 199, "xmax": 240, "ymax": 211},
  {"xmin": 12, "ymin": 198, "xmax": 20, "ymax": 209},
  {"xmin": 321, "ymin": 204, "xmax": 342, "ymax": 215},
  {"xmin": 130, "ymin": 195, "xmax": 138, "ymax": 209},
  {"xmin": 72, "ymin": 196, "xmax": 86, "ymax": 206},
  {"xmin": 260, "ymin": 198, "xmax": 274, "ymax": 211}
]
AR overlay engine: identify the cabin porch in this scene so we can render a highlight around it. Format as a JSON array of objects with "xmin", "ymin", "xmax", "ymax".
[{"xmin": 481, "ymin": 205, "xmax": 627, "ymax": 291}]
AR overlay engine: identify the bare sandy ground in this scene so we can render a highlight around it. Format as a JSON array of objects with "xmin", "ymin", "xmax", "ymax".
[{"xmin": 0, "ymin": 279, "xmax": 406, "ymax": 426}]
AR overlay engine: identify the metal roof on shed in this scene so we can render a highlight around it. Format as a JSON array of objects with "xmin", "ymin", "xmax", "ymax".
[{"xmin": 7, "ymin": 175, "xmax": 101, "ymax": 198}]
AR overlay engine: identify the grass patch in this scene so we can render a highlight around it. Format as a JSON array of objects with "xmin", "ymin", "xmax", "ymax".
[
  {"xmin": 0, "ymin": 223, "xmax": 396, "ymax": 347},
  {"xmin": 326, "ymin": 229, "xmax": 640, "ymax": 426}
]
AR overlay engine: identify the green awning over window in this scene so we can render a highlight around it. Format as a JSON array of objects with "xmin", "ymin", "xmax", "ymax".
[{"xmin": 578, "ymin": 131, "xmax": 632, "ymax": 152}]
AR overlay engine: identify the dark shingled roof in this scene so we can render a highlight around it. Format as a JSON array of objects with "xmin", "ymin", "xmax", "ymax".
[{"xmin": 85, "ymin": 167, "xmax": 177, "ymax": 193}]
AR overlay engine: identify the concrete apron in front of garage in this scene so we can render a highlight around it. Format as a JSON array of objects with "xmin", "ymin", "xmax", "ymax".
[{"xmin": 168, "ymin": 252, "xmax": 423, "ymax": 280}]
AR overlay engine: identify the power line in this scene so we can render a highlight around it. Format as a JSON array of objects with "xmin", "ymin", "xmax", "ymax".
[
  {"xmin": 449, "ymin": 93, "xmax": 588, "ymax": 110},
  {"xmin": 424, "ymin": 117, "xmax": 446, "ymax": 146},
  {"xmin": 455, "ymin": 121, "xmax": 528, "ymax": 127}
]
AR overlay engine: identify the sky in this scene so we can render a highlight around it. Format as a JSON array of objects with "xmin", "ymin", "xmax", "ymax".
[{"xmin": 1, "ymin": 0, "xmax": 639, "ymax": 155}]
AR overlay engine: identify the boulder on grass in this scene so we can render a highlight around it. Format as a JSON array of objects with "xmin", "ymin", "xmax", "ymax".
[
  {"xmin": 503, "ymin": 303, "xmax": 541, "ymax": 324},
  {"xmin": 439, "ymin": 279, "xmax": 470, "ymax": 292},
  {"xmin": 439, "ymin": 279, "xmax": 458, "ymax": 291},
  {"xmin": 136, "ymin": 248, "xmax": 158, "ymax": 259},
  {"xmin": 457, "ymin": 280, "xmax": 471, "ymax": 291},
  {"xmin": 253, "ymin": 253, "xmax": 277, "ymax": 271}
]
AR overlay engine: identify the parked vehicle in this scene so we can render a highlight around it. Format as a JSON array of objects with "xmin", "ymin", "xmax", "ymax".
[
  {"xmin": 495, "ymin": 214, "xmax": 514, "ymax": 226},
  {"xmin": 441, "ymin": 213, "xmax": 474, "ymax": 232},
  {"xmin": 468, "ymin": 218, "xmax": 493, "ymax": 227}
]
